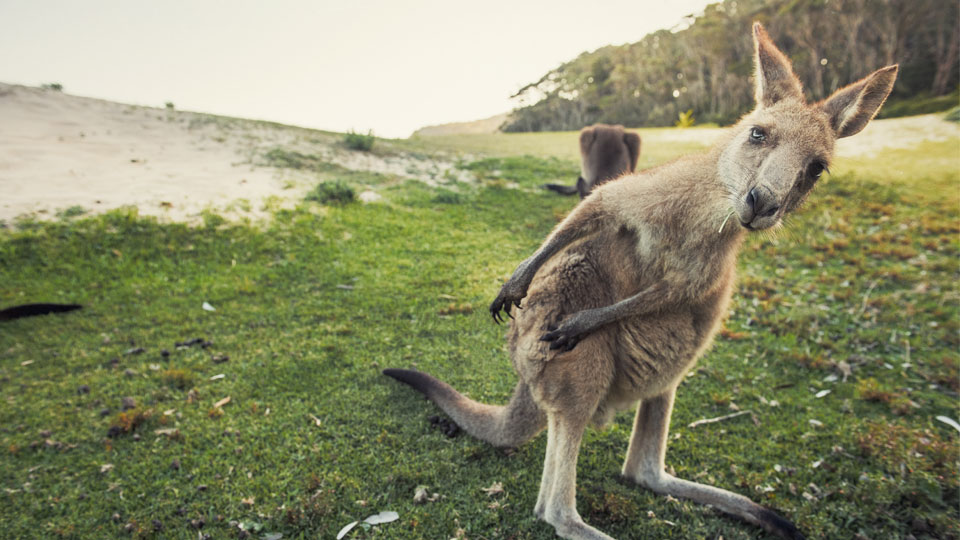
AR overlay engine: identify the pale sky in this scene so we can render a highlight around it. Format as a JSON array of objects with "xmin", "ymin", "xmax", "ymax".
[{"xmin": 0, "ymin": 0, "xmax": 713, "ymax": 138}]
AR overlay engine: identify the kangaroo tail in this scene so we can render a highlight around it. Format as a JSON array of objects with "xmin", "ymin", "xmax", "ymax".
[
  {"xmin": 383, "ymin": 368, "xmax": 546, "ymax": 448},
  {"xmin": 542, "ymin": 183, "xmax": 578, "ymax": 196},
  {"xmin": 0, "ymin": 303, "xmax": 82, "ymax": 322}
]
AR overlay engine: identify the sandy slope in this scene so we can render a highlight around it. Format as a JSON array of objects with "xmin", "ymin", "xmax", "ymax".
[
  {"xmin": 0, "ymin": 83, "xmax": 468, "ymax": 222},
  {"xmin": 412, "ymin": 112, "xmax": 510, "ymax": 137},
  {"xmin": 0, "ymin": 83, "xmax": 290, "ymax": 222},
  {"xmin": 1, "ymin": 82, "xmax": 955, "ymax": 223}
]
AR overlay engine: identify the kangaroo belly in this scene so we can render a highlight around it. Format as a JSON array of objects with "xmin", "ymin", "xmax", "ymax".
[
  {"xmin": 506, "ymin": 233, "xmax": 733, "ymax": 418},
  {"xmin": 507, "ymin": 246, "xmax": 619, "ymax": 412}
]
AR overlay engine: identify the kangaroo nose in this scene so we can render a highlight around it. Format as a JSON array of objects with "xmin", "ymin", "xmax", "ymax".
[{"xmin": 747, "ymin": 187, "xmax": 780, "ymax": 218}]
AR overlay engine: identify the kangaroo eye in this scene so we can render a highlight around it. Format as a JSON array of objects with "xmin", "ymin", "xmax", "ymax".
[
  {"xmin": 808, "ymin": 161, "xmax": 826, "ymax": 179},
  {"xmin": 749, "ymin": 127, "xmax": 766, "ymax": 143}
]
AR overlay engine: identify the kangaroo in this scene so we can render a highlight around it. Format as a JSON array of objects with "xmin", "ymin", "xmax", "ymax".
[
  {"xmin": 385, "ymin": 23, "xmax": 897, "ymax": 540},
  {"xmin": 545, "ymin": 124, "xmax": 641, "ymax": 199}
]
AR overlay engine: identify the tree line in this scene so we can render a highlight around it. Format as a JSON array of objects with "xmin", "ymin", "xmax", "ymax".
[{"xmin": 503, "ymin": 0, "xmax": 958, "ymax": 132}]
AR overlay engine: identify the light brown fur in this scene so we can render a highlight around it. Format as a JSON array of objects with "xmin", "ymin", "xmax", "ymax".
[
  {"xmin": 544, "ymin": 124, "xmax": 641, "ymax": 199},
  {"xmin": 385, "ymin": 23, "xmax": 897, "ymax": 540}
]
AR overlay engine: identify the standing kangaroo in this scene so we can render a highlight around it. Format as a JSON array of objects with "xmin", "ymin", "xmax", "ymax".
[
  {"xmin": 385, "ymin": 23, "xmax": 897, "ymax": 540},
  {"xmin": 544, "ymin": 124, "xmax": 641, "ymax": 199}
]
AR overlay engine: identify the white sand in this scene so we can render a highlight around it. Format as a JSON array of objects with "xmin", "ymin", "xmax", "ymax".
[
  {"xmin": 0, "ymin": 83, "xmax": 295, "ymax": 222},
  {"xmin": 0, "ymin": 83, "xmax": 469, "ymax": 223}
]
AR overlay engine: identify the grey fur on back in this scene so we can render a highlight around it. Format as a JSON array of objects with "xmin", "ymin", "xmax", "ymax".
[{"xmin": 544, "ymin": 124, "xmax": 641, "ymax": 199}]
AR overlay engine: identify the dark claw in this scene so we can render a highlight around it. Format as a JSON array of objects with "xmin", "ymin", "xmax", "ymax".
[
  {"xmin": 490, "ymin": 300, "xmax": 504, "ymax": 324},
  {"xmin": 490, "ymin": 296, "xmax": 521, "ymax": 325},
  {"xmin": 541, "ymin": 326, "xmax": 581, "ymax": 352}
]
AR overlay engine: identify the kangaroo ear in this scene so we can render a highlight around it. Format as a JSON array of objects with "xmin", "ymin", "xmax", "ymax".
[
  {"xmin": 820, "ymin": 65, "xmax": 898, "ymax": 138},
  {"xmin": 579, "ymin": 126, "xmax": 597, "ymax": 154},
  {"xmin": 752, "ymin": 22, "xmax": 803, "ymax": 107},
  {"xmin": 622, "ymin": 132, "xmax": 641, "ymax": 171}
]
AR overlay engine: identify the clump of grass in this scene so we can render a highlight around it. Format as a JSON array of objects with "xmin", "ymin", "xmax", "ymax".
[
  {"xmin": 41, "ymin": 82, "xmax": 63, "ymax": 91},
  {"xmin": 283, "ymin": 484, "xmax": 336, "ymax": 528},
  {"xmin": 856, "ymin": 377, "xmax": 915, "ymax": 415},
  {"xmin": 857, "ymin": 421, "xmax": 958, "ymax": 486},
  {"xmin": 945, "ymin": 106, "xmax": 960, "ymax": 123},
  {"xmin": 675, "ymin": 108, "xmax": 696, "ymax": 128},
  {"xmin": 161, "ymin": 368, "xmax": 195, "ymax": 390},
  {"xmin": 432, "ymin": 189, "xmax": 464, "ymax": 204},
  {"xmin": 343, "ymin": 130, "xmax": 375, "ymax": 151},
  {"xmin": 263, "ymin": 148, "xmax": 343, "ymax": 173},
  {"xmin": 305, "ymin": 180, "xmax": 355, "ymax": 205},
  {"xmin": 107, "ymin": 408, "xmax": 152, "ymax": 437},
  {"xmin": 201, "ymin": 211, "xmax": 226, "ymax": 229},
  {"xmin": 588, "ymin": 492, "xmax": 640, "ymax": 523},
  {"xmin": 165, "ymin": 101, "xmax": 175, "ymax": 110},
  {"xmin": 56, "ymin": 206, "xmax": 87, "ymax": 219}
]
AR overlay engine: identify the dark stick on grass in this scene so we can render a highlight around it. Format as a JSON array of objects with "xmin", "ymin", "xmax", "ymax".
[{"xmin": 0, "ymin": 303, "xmax": 81, "ymax": 321}]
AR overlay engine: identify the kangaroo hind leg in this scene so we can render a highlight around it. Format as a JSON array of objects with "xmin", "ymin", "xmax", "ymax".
[
  {"xmin": 538, "ymin": 410, "xmax": 614, "ymax": 540},
  {"xmin": 621, "ymin": 388, "xmax": 805, "ymax": 540}
]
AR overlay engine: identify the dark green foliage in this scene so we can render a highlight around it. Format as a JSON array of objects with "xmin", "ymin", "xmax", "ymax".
[
  {"xmin": 432, "ymin": 189, "xmax": 465, "ymax": 204},
  {"xmin": 305, "ymin": 180, "xmax": 355, "ymax": 204},
  {"xmin": 263, "ymin": 148, "xmax": 341, "ymax": 172},
  {"xmin": 343, "ymin": 130, "xmax": 376, "ymax": 151},
  {"xmin": 504, "ymin": 0, "xmax": 959, "ymax": 131},
  {"xmin": 40, "ymin": 82, "xmax": 63, "ymax": 91},
  {"xmin": 880, "ymin": 89, "xmax": 960, "ymax": 119}
]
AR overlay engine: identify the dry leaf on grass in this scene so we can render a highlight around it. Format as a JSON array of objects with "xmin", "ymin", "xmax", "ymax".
[
  {"xmin": 482, "ymin": 481, "xmax": 504, "ymax": 497},
  {"xmin": 363, "ymin": 511, "xmax": 399, "ymax": 525},
  {"xmin": 336, "ymin": 521, "xmax": 358, "ymax": 540},
  {"xmin": 213, "ymin": 396, "xmax": 231, "ymax": 409}
]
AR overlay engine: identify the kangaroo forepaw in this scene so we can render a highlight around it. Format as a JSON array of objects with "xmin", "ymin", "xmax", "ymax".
[
  {"xmin": 541, "ymin": 313, "xmax": 595, "ymax": 351},
  {"xmin": 490, "ymin": 283, "xmax": 526, "ymax": 324},
  {"xmin": 541, "ymin": 326, "xmax": 582, "ymax": 351}
]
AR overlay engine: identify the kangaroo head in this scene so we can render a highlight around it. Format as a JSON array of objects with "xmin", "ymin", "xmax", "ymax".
[{"xmin": 718, "ymin": 23, "xmax": 898, "ymax": 231}]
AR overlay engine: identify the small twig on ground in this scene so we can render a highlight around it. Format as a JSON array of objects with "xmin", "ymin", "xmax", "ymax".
[
  {"xmin": 687, "ymin": 410, "xmax": 752, "ymax": 429},
  {"xmin": 858, "ymin": 280, "xmax": 878, "ymax": 316}
]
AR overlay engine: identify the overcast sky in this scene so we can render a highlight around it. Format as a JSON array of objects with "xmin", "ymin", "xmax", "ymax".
[{"xmin": 0, "ymin": 0, "xmax": 713, "ymax": 138}]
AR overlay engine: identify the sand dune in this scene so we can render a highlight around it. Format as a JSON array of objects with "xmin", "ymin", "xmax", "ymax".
[
  {"xmin": 0, "ymin": 83, "xmax": 294, "ymax": 222},
  {"xmin": 0, "ymin": 83, "xmax": 468, "ymax": 223}
]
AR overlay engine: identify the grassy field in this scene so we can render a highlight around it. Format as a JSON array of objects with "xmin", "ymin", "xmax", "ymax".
[{"xmin": 1, "ymin": 121, "xmax": 958, "ymax": 539}]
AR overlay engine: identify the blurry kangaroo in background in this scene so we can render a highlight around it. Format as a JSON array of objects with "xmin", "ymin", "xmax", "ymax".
[
  {"xmin": 385, "ymin": 23, "xmax": 897, "ymax": 540},
  {"xmin": 544, "ymin": 124, "xmax": 641, "ymax": 199}
]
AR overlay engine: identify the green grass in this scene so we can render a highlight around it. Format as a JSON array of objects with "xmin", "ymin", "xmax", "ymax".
[
  {"xmin": 305, "ymin": 181, "xmax": 356, "ymax": 205},
  {"xmin": 1, "ymin": 128, "xmax": 957, "ymax": 539},
  {"xmin": 343, "ymin": 130, "xmax": 376, "ymax": 152},
  {"xmin": 404, "ymin": 125, "xmax": 716, "ymax": 171}
]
